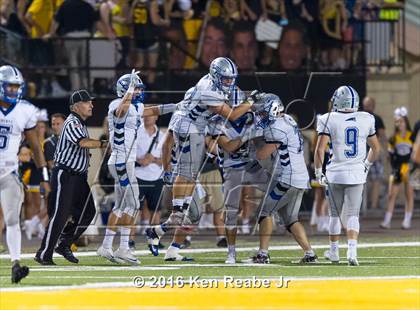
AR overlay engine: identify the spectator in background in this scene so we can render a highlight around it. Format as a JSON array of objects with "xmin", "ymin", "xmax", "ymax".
[
  {"xmin": 131, "ymin": 0, "xmax": 170, "ymax": 88},
  {"xmin": 163, "ymin": 25, "xmax": 188, "ymax": 70},
  {"xmin": 134, "ymin": 115, "xmax": 165, "ymax": 250},
  {"xmin": 199, "ymin": 17, "xmax": 228, "ymax": 68},
  {"xmin": 43, "ymin": 0, "xmax": 107, "ymax": 90},
  {"xmin": 277, "ymin": 22, "xmax": 308, "ymax": 71},
  {"xmin": 24, "ymin": 112, "xmax": 66, "ymax": 241},
  {"xmin": 43, "ymin": 113, "xmax": 66, "ymax": 170},
  {"xmin": 230, "ymin": 21, "xmax": 257, "ymax": 71},
  {"xmin": 239, "ymin": 0, "xmax": 259, "ymax": 22},
  {"xmin": 97, "ymin": 0, "xmax": 131, "ymax": 68},
  {"xmin": 363, "ymin": 96, "xmax": 386, "ymax": 210},
  {"xmin": 381, "ymin": 107, "xmax": 415, "ymax": 230}
]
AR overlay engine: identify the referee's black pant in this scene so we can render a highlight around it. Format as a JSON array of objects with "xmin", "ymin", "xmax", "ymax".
[{"xmin": 36, "ymin": 167, "xmax": 96, "ymax": 261}]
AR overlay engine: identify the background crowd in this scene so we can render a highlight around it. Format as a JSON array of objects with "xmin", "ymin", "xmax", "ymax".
[{"xmin": 0, "ymin": 0, "xmax": 404, "ymax": 96}]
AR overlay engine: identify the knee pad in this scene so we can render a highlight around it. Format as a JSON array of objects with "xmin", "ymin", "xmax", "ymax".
[
  {"xmin": 329, "ymin": 217, "xmax": 341, "ymax": 235},
  {"xmin": 347, "ymin": 216, "xmax": 360, "ymax": 233}
]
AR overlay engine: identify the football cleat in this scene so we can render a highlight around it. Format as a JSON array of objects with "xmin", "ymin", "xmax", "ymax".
[
  {"xmin": 379, "ymin": 221, "xmax": 391, "ymax": 229},
  {"xmin": 11, "ymin": 262, "xmax": 29, "ymax": 284},
  {"xmin": 244, "ymin": 253, "xmax": 270, "ymax": 264},
  {"xmin": 401, "ymin": 220, "xmax": 411, "ymax": 230},
  {"xmin": 145, "ymin": 227, "xmax": 160, "ymax": 256},
  {"xmin": 324, "ymin": 250, "xmax": 340, "ymax": 263},
  {"xmin": 225, "ymin": 253, "xmax": 236, "ymax": 264},
  {"xmin": 97, "ymin": 246, "xmax": 118, "ymax": 263},
  {"xmin": 299, "ymin": 253, "xmax": 319, "ymax": 264},
  {"xmin": 348, "ymin": 257, "xmax": 359, "ymax": 266},
  {"xmin": 164, "ymin": 252, "xmax": 194, "ymax": 262},
  {"xmin": 114, "ymin": 248, "xmax": 140, "ymax": 265}
]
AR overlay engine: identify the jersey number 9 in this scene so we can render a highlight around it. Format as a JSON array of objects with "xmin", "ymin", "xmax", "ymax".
[{"xmin": 344, "ymin": 127, "xmax": 358, "ymax": 158}]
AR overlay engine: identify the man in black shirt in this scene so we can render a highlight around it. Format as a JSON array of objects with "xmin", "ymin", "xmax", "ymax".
[
  {"xmin": 44, "ymin": 113, "xmax": 66, "ymax": 170},
  {"xmin": 44, "ymin": 0, "xmax": 110, "ymax": 90},
  {"xmin": 363, "ymin": 96, "xmax": 387, "ymax": 210}
]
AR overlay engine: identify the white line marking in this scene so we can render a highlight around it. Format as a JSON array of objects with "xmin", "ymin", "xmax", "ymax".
[{"xmin": 1, "ymin": 241, "xmax": 419, "ymax": 260}]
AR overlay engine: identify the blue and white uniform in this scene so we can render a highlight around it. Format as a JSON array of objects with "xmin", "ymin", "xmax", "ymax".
[{"xmin": 107, "ymin": 98, "xmax": 143, "ymax": 217}]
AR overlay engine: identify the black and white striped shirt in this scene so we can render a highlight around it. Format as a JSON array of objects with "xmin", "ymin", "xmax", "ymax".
[{"xmin": 54, "ymin": 113, "xmax": 90, "ymax": 173}]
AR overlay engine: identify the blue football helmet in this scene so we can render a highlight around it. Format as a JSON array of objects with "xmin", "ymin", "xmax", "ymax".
[
  {"xmin": 116, "ymin": 73, "xmax": 145, "ymax": 104},
  {"xmin": 331, "ymin": 86, "xmax": 359, "ymax": 112},
  {"xmin": 0, "ymin": 65, "xmax": 25, "ymax": 105},
  {"xmin": 209, "ymin": 57, "xmax": 238, "ymax": 95},
  {"xmin": 255, "ymin": 93, "xmax": 284, "ymax": 129}
]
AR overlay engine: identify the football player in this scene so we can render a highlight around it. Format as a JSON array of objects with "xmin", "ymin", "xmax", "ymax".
[
  {"xmin": 249, "ymin": 93, "xmax": 318, "ymax": 264},
  {"xmin": 314, "ymin": 86, "xmax": 381, "ymax": 266},
  {"xmin": 97, "ymin": 70, "xmax": 176, "ymax": 265},
  {"xmin": 0, "ymin": 65, "xmax": 50, "ymax": 283},
  {"xmin": 146, "ymin": 57, "xmax": 262, "ymax": 261}
]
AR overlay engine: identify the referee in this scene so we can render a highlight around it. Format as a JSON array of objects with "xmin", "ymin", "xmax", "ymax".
[{"xmin": 35, "ymin": 90, "xmax": 107, "ymax": 265}]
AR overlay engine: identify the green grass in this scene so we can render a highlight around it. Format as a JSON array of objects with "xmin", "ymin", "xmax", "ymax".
[{"xmin": 1, "ymin": 241, "xmax": 419, "ymax": 288}]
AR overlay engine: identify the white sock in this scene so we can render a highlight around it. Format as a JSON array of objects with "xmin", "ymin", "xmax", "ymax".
[
  {"xmin": 242, "ymin": 218, "xmax": 249, "ymax": 225},
  {"xmin": 228, "ymin": 245, "xmax": 235, "ymax": 254},
  {"xmin": 102, "ymin": 229, "xmax": 116, "ymax": 249},
  {"xmin": 305, "ymin": 249, "xmax": 315, "ymax": 257},
  {"xmin": 330, "ymin": 240, "xmax": 339, "ymax": 253},
  {"xmin": 185, "ymin": 235, "xmax": 192, "ymax": 241},
  {"xmin": 258, "ymin": 249, "xmax": 268, "ymax": 255},
  {"xmin": 347, "ymin": 239, "xmax": 358, "ymax": 258},
  {"xmin": 7, "ymin": 224, "xmax": 21, "ymax": 262},
  {"xmin": 384, "ymin": 212, "xmax": 392, "ymax": 224},
  {"xmin": 403, "ymin": 212, "xmax": 412, "ymax": 222},
  {"xmin": 119, "ymin": 227, "xmax": 131, "ymax": 250},
  {"xmin": 217, "ymin": 235, "xmax": 225, "ymax": 241}
]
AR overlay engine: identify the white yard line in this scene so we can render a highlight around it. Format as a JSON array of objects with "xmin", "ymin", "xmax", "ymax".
[
  {"xmin": 1, "ymin": 275, "xmax": 419, "ymax": 292},
  {"xmin": 1, "ymin": 241, "xmax": 419, "ymax": 260}
]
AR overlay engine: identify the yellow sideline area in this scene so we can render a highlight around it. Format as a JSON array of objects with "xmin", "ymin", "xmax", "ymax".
[{"xmin": 1, "ymin": 279, "xmax": 419, "ymax": 309}]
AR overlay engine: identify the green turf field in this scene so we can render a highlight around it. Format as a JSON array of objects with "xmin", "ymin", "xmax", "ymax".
[{"xmin": 1, "ymin": 239, "xmax": 419, "ymax": 288}]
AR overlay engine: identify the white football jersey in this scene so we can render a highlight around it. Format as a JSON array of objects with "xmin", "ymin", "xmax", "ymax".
[
  {"xmin": 176, "ymin": 74, "xmax": 227, "ymax": 134},
  {"xmin": 108, "ymin": 99, "xmax": 144, "ymax": 164},
  {"xmin": 0, "ymin": 100, "xmax": 38, "ymax": 178},
  {"xmin": 317, "ymin": 111, "xmax": 376, "ymax": 184},
  {"xmin": 264, "ymin": 114, "xmax": 310, "ymax": 189}
]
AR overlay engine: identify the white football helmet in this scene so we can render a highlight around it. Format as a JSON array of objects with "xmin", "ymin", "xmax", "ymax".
[
  {"xmin": 255, "ymin": 93, "xmax": 284, "ymax": 129},
  {"xmin": 209, "ymin": 57, "xmax": 238, "ymax": 95},
  {"xmin": 0, "ymin": 65, "xmax": 25, "ymax": 105},
  {"xmin": 331, "ymin": 86, "xmax": 359, "ymax": 112},
  {"xmin": 116, "ymin": 73, "xmax": 145, "ymax": 103}
]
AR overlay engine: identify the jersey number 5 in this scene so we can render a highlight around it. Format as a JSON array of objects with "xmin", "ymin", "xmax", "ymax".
[
  {"xmin": 0, "ymin": 125, "xmax": 12, "ymax": 150},
  {"xmin": 344, "ymin": 127, "xmax": 358, "ymax": 158}
]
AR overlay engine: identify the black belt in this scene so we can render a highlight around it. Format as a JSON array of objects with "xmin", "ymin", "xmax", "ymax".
[{"xmin": 54, "ymin": 164, "xmax": 87, "ymax": 176}]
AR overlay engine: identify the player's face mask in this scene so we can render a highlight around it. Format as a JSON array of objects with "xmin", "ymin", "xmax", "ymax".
[
  {"xmin": 131, "ymin": 87, "xmax": 145, "ymax": 105},
  {"xmin": 255, "ymin": 111, "xmax": 271, "ymax": 129},
  {"xmin": 1, "ymin": 82, "xmax": 24, "ymax": 105}
]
